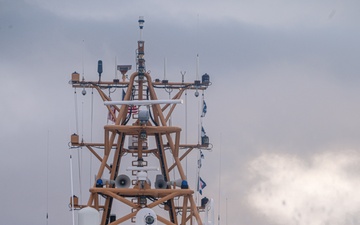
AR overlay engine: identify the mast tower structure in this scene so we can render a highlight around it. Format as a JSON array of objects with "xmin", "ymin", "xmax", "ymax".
[{"xmin": 69, "ymin": 17, "xmax": 211, "ymax": 225}]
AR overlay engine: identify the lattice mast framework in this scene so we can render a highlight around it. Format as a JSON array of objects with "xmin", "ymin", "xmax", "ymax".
[{"xmin": 69, "ymin": 18, "xmax": 211, "ymax": 225}]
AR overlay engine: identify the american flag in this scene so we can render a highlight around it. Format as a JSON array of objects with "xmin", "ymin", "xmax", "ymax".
[
  {"xmin": 122, "ymin": 89, "xmax": 138, "ymax": 114},
  {"xmin": 128, "ymin": 105, "xmax": 138, "ymax": 114},
  {"xmin": 107, "ymin": 105, "xmax": 116, "ymax": 123}
]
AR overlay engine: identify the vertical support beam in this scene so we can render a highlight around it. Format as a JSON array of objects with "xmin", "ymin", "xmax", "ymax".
[
  {"xmin": 110, "ymin": 134, "xmax": 124, "ymax": 180},
  {"xmin": 181, "ymin": 196, "xmax": 189, "ymax": 225},
  {"xmin": 94, "ymin": 193, "xmax": 99, "ymax": 210},
  {"xmin": 138, "ymin": 79, "xmax": 143, "ymax": 100},
  {"xmin": 95, "ymin": 129, "xmax": 110, "ymax": 181},
  {"xmin": 154, "ymin": 134, "xmax": 177, "ymax": 224},
  {"xmin": 189, "ymin": 196, "xmax": 202, "ymax": 225},
  {"xmin": 174, "ymin": 131, "xmax": 186, "ymax": 180}
]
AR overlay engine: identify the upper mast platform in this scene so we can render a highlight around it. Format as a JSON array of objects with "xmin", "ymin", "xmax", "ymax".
[{"xmin": 69, "ymin": 17, "xmax": 212, "ymax": 225}]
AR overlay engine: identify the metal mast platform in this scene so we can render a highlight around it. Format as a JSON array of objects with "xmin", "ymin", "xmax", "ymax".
[{"xmin": 69, "ymin": 17, "xmax": 211, "ymax": 225}]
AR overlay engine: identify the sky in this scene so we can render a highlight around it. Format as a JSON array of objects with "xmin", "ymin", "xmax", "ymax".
[{"xmin": 2, "ymin": 0, "xmax": 360, "ymax": 225}]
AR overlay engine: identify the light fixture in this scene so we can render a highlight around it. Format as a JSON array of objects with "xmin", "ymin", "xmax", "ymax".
[{"xmin": 138, "ymin": 16, "xmax": 145, "ymax": 29}]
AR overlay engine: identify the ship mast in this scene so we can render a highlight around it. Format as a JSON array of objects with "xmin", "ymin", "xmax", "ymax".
[{"xmin": 69, "ymin": 17, "xmax": 211, "ymax": 225}]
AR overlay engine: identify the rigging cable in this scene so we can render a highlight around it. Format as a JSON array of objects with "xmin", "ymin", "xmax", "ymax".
[
  {"xmin": 90, "ymin": 88, "xmax": 94, "ymax": 186},
  {"xmin": 196, "ymin": 92, "xmax": 205, "ymax": 205},
  {"xmin": 123, "ymin": 87, "xmax": 136, "ymax": 125},
  {"xmin": 74, "ymin": 89, "xmax": 79, "ymax": 134},
  {"xmin": 182, "ymin": 70, "xmax": 188, "ymax": 176},
  {"xmin": 46, "ymin": 130, "xmax": 49, "ymax": 225},
  {"xmin": 81, "ymin": 101, "xmax": 84, "ymax": 140},
  {"xmin": 201, "ymin": 90, "xmax": 205, "ymax": 143},
  {"xmin": 78, "ymin": 101, "xmax": 84, "ymax": 203},
  {"xmin": 185, "ymin": 93, "xmax": 188, "ymax": 175},
  {"xmin": 197, "ymin": 96, "xmax": 200, "ymax": 144},
  {"xmin": 73, "ymin": 88, "xmax": 83, "ymax": 203},
  {"xmin": 69, "ymin": 153, "xmax": 76, "ymax": 225},
  {"xmin": 218, "ymin": 133, "xmax": 222, "ymax": 225}
]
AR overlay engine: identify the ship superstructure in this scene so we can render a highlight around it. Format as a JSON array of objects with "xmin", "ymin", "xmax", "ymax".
[{"xmin": 69, "ymin": 17, "xmax": 212, "ymax": 225}]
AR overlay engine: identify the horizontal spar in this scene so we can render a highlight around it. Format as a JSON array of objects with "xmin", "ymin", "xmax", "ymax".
[
  {"xmin": 104, "ymin": 125, "xmax": 181, "ymax": 134},
  {"xmin": 104, "ymin": 99, "xmax": 183, "ymax": 106},
  {"xmin": 90, "ymin": 187, "xmax": 194, "ymax": 197}
]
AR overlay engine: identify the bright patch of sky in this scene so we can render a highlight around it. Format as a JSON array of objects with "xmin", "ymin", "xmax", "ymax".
[{"xmin": 247, "ymin": 151, "xmax": 360, "ymax": 225}]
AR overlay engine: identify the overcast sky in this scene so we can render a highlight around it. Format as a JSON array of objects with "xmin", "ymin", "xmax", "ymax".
[{"xmin": 2, "ymin": 1, "xmax": 360, "ymax": 225}]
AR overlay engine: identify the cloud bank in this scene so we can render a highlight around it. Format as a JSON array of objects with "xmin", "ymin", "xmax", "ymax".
[{"xmin": 247, "ymin": 151, "xmax": 360, "ymax": 225}]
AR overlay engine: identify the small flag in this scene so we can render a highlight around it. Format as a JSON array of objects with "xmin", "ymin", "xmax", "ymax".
[
  {"xmin": 198, "ymin": 177, "xmax": 207, "ymax": 195},
  {"xmin": 198, "ymin": 151, "xmax": 204, "ymax": 168},
  {"xmin": 201, "ymin": 100, "xmax": 207, "ymax": 117},
  {"xmin": 201, "ymin": 126, "xmax": 206, "ymax": 137},
  {"xmin": 122, "ymin": 89, "xmax": 126, "ymax": 100}
]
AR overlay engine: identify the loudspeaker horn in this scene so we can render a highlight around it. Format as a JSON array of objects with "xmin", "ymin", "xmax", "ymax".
[
  {"xmin": 96, "ymin": 178, "xmax": 115, "ymax": 187},
  {"xmin": 167, "ymin": 178, "xmax": 183, "ymax": 187},
  {"xmin": 115, "ymin": 174, "xmax": 130, "ymax": 188},
  {"xmin": 155, "ymin": 174, "xmax": 167, "ymax": 189}
]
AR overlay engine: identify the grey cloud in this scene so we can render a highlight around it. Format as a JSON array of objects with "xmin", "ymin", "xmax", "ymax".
[{"xmin": 2, "ymin": 1, "xmax": 360, "ymax": 225}]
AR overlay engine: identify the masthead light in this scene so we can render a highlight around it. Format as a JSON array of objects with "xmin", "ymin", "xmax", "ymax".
[{"xmin": 138, "ymin": 16, "xmax": 145, "ymax": 29}]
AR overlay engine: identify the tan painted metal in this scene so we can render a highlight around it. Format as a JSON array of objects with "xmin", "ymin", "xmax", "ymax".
[{"xmin": 69, "ymin": 40, "xmax": 210, "ymax": 225}]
